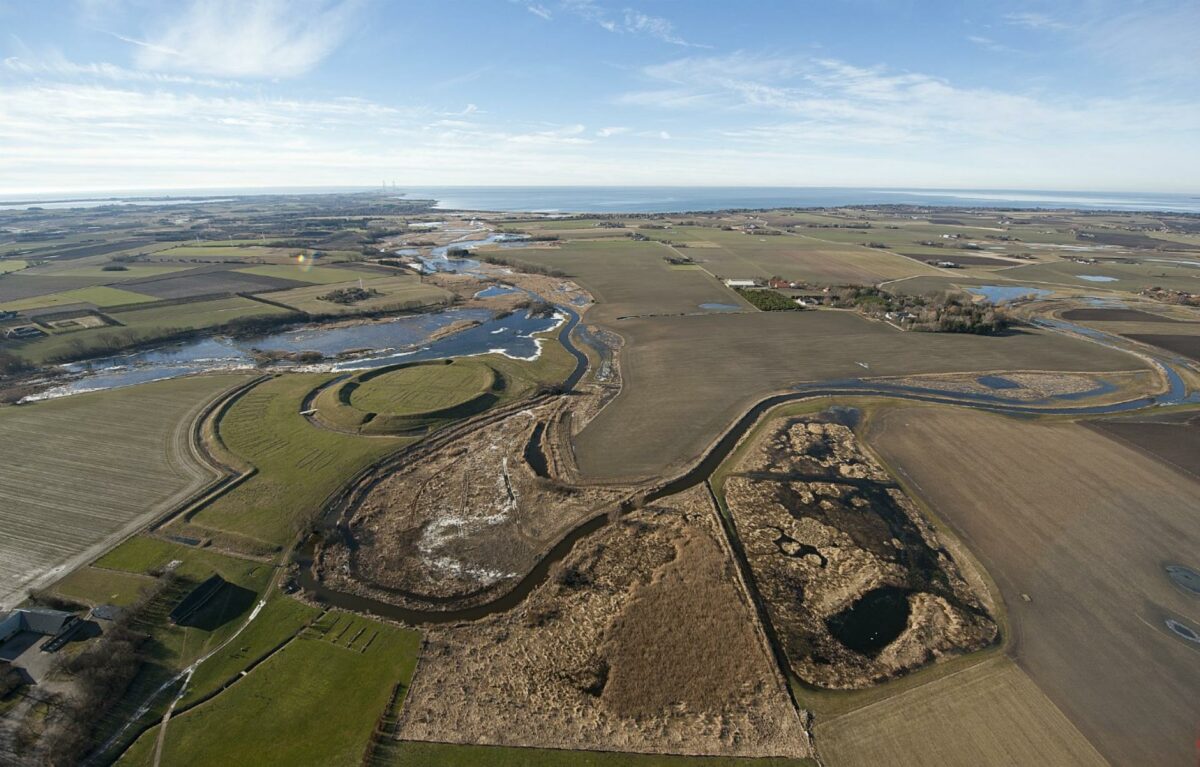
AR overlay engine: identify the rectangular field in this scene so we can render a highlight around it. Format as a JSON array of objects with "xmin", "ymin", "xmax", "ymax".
[
  {"xmin": 234, "ymin": 263, "xmax": 381, "ymax": 285},
  {"xmin": 572, "ymin": 310, "xmax": 1148, "ymax": 479},
  {"xmin": 814, "ymin": 657, "xmax": 1105, "ymax": 767},
  {"xmin": 117, "ymin": 613, "xmax": 420, "ymax": 767},
  {"xmin": 0, "ymin": 285, "xmax": 157, "ymax": 312},
  {"xmin": 262, "ymin": 275, "xmax": 451, "ymax": 315},
  {"xmin": 866, "ymin": 405, "xmax": 1200, "ymax": 766},
  {"xmin": 0, "ymin": 374, "xmax": 248, "ymax": 609},
  {"xmin": 493, "ymin": 239, "xmax": 749, "ymax": 322}
]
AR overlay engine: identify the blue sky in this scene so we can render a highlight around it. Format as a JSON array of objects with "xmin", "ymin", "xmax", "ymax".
[{"xmin": 0, "ymin": 0, "xmax": 1197, "ymax": 194}]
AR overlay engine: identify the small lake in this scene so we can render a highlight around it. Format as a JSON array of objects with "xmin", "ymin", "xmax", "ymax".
[
  {"xmin": 30, "ymin": 307, "xmax": 564, "ymax": 400},
  {"xmin": 966, "ymin": 285, "xmax": 1053, "ymax": 303},
  {"xmin": 825, "ymin": 586, "xmax": 911, "ymax": 656},
  {"xmin": 417, "ymin": 233, "xmax": 531, "ymax": 274},
  {"xmin": 699, "ymin": 302, "xmax": 742, "ymax": 311},
  {"xmin": 1078, "ymin": 275, "xmax": 1118, "ymax": 283},
  {"xmin": 474, "ymin": 285, "xmax": 518, "ymax": 298}
]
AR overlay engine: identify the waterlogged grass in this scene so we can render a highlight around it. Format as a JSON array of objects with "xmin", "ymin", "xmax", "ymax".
[
  {"xmin": 118, "ymin": 614, "xmax": 420, "ymax": 767},
  {"xmin": 185, "ymin": 373, "xmax": 410, "ymax": 548}
]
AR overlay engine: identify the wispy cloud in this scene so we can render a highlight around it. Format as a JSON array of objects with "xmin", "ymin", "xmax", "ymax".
[
  {"xmin": 524, "ymin": 3, "xmax": 553, "ymax": 20},
  {"xmin": 595, "ymin": 126, "xmax": 628, "ymax": 137},
  {"xmin": 967, "ymin": 35, "xmax": 1021, "ymax": 55},
  {"xmin": 124, "ymin": 0, "xmax": 361, "ymax": 78},
  {"xmin": 1003, "ymin": 12, "xmax": 1070, "ymax": 31},
  {"xmin": 619, "ymin": 51, "xmax": 1200, "ymax": 150},
  {"xmin": 558, "ymin": 1, "xmax": 706, "ymax": 47},
  {"xmin": 2, "ymin": 54, "xmax": 239, "ymax": 88}
]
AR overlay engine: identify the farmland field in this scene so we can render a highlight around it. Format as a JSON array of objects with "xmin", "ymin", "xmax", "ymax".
[
  {"xmin": 997, "ymin": 259, "xmax": 1200, "ymax": 293},
  {"xmin": 866, "ymin": 405, "xmax": 1200, "ymax": 766},
  {"xmin": 814, "ymin": 657, "xmax": 1105, "ymax": 767},
  {"xmin": 572, "ymin": 311, "xmax": 1147, "ymax": 479},
  {"xmin": 0, "ymin": 284, "xmax": 157, "ymax": 311},
  {"xmin": 262, "ymin": 275, "xmax": 451, "ymax": 314},
  {"xmin": 234, "ymin": 263, "xmax": 380, "ymax": 285},
  {"xmin": 0, "ymin": 374, "xmax": 248, "ymax": 609},
  {"xmin": 495, "ymin": 239, "xmax": 750, "ymax": 321}
]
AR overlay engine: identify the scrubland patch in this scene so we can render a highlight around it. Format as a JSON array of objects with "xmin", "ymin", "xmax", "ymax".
[{"xmin": 397, "ymin": 485, "xmax": 811, "ymax": 758}]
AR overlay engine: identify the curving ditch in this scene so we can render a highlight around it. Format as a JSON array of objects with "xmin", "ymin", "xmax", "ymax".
[{"xmin": 297, "ymin": 313, "xmax": 1197, "ymax": 625}]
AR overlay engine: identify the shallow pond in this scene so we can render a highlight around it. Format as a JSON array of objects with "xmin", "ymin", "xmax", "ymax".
[
  {"xmin": 977, "ymin": 375, "xmax": 1021, "ymax": 390},
  {"xmin": 33, "ymin": 307, "xmax": 563, "ymax": 400},
  {"xmin": 1078, "ymin": 275, "xmax": 1118, "ymax": 283},
  {"xmin": 966, "ymin": 285, "xmax": 1053, "ymax": 303},
  {"xmin": 699, "ymin": 302, "xmax": 742, "ymax": 311}
]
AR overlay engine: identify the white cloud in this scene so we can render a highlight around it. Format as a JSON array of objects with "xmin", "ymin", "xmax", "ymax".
[
  {"xmin": 525, "ymin": 3, "xmax": 552, "ymax": 20},
  {"xmin": 127, "ymin": 0, "xmax": 360, "ymax": 78},
  {"xmin": 596, "ymin": 126, "xmax": 627, "ymax": 137},
  {"xmin": 658, "ymin": 130, "xmax": 670, "ymax": 139}
]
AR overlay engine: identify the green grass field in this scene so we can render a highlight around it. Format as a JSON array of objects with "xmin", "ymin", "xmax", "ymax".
[
  {"xmin": 351, "ymin": 360, "xmax": 495, "ymax": 416},
  {"xmin": 49, "ymin": 565, "xmax": 158, "ymax": 607},
  {"xmin": 262, "ymin": 275, "xmax": 451, "ymax": 315},
  {"xmin": 118, "ymin": 612, "xmax": 420, "ymax": 767},
  {"xmin": 0, "ymin": 284, "xmax": 156, "ymax": 311},
  {"xmin": 0, "ymin": 259, "xmax": 27, "ymax": 274},
  {"xmin": 36, "ymin": 264, "xmax": 190, "ymax": 280},
  {"xmin": 235, "ymin": 263, "xmax": 379, "ymax": 285},
  {"xmin": 182, "ymin": 374, "xmax": 409, "ymax": 549},
  {"xmin": 153, "ymin": 245, "xmax": 301, "ymax": 263}
]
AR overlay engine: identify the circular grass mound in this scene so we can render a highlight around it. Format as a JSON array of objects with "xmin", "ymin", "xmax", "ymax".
[
  {"xmin": 350, "ymin": 359, "xmax": 495, "ymax": 417},
  {"xmin": 314, "ymin": 359, "xmax": 502, "ymax": 434}
]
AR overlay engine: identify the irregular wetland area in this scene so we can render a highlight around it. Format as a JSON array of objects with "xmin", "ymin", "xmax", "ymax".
[{"xmin": 3, "ymin": 198, "xmax": 1200, "ymax": 766}]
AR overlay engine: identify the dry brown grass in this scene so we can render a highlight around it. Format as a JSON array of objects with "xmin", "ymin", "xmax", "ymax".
[{"xmin": 397, "ymin": 485, "xmax": 811, "ymax": 758}]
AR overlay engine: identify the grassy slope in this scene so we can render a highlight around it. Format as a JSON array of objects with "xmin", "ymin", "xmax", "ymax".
[{"xmin": 184, "ymin": 373, "xmax": 408, "ymax": 548}]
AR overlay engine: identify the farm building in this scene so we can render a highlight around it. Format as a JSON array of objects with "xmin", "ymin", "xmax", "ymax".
[{"xmin": 0, "ymin": 608, "xmax": 81, "ymax": 650}]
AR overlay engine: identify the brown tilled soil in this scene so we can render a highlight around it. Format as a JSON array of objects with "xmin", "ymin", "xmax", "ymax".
[
  {"xmin": 1060, "ymin": 307, "xmax": 1182, "ymax": 323},
  {"xmin": 867, "ymin": 406, "xmax": 1200, "ymax": 766},
  {"xmin": 318, "ymin": 396, "xmax": 627, "ymax": 607},
  {"xmin": 1125, "ymin": 333, "xmax": 1200, "ymax": 361},
  {"xmin": 396, "ymin": 485, "xmax": 812, "ymax": 758},
  {"xmin": 723, "ymin": 416, "xmax": 997, "ymax": 689}
]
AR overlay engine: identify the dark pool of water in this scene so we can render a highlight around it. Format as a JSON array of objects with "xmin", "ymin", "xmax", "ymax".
[
  {"xmin": 699, "ymin": 302, "xmax": 742, "ymax": 311},
  {"xmin": 977, "ymin": 375, "xmax": 1022, "ymax": 390},
  {"xmin": 825, "ymin": 586, "xmax": 912, "ymax": 657},
  {"xmin": 474, "ymin": 285, "xmax": 518, "ymax": 298},
  {"xmin": 1166, "ymin": 564, "xmax": 1200, "ymax": 597}
]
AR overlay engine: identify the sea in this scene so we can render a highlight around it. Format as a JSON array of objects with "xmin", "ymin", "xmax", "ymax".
[{"xmin": 2, "ymin": 186, "xmax": 1198, "ymax": 214}]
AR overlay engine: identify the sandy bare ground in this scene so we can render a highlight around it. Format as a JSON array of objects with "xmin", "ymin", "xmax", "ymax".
[
  {"xmin": 396, "ymin": 485, "xmax": 812, "ymax": 758},
  {"xmin": 868, "ymin": 405, "xmax": 1200, "ymax": 767}
]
